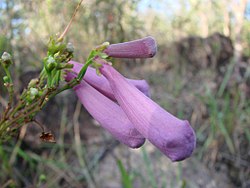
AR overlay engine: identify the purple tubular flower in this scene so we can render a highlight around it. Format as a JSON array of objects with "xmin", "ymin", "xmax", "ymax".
[
  {"xmin": 67, "ymin": 72, "xmax": 145, "ymax": 148},
  {"xmin": 98, "ymin": 60, "xmax": 196, "ymax": 161},
  {"xmin": 103, "ymin": 36, "xmax": 157, "ymax": 58},
  {"xmin": 69, "ymin": 61, "xmax": 151, "ymax": 100}
]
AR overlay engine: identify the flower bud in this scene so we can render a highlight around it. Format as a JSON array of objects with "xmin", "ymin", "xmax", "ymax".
[
  {"xmin": 53, "ymin": 52, "xmax": 60, "ymax": 59},
  {"xmin": 1, "ymin": 52, "xmax": 13, "ymax": 67},
  {"xmin": 66, "ymin": 43, "xmax": 74, "ymax": 53},
  {"xmin": 95, "ymin": 42, "xmax": 110, "ymax": 51},
  {"xmin": 28, "ymin": 78, "xmax": 39, "ymax": 88},
  {"xmin": 47, "ymin": 62, "xmax": 57, "ymax": 71},
  {"xmin": 45, "ymin": 56, "xmax": 57, "ymax": 72},
  {"xmin": 47, "ymin": 56, "xmax": 56, "ymax": 64},
  {"xmin": 3, "ymin": 76, "xmax": 10, "ymax": 83},
  {"xmin": 29, "ymin": 87, "xmax": 39, "ymax": 100},
  {"xmin": 103, "ymin": 36, "xmax": 157, "ymax": 58}
]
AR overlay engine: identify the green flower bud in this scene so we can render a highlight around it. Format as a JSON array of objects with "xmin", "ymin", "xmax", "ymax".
[
  {"xmin": 1, "ymin": 52, "xmax": 13, "ymax": 67},
  {"xmin": 29, "ymin": 87, "xmax": 39, "ymax": 100},
  {"xmin": 53, "ymin": 52, "xmax": 60, "ymax": 59},
  {"xmin": 66, "ymin": 43, "xmax": 74, "ymax": 53},
  {"xmin": 30, "ymin": 87, "xmax": 38, "ymax": 96},
  {"xmin": 3, "ymin": 76, "xmax": 10, "ymax": 83},
  {"xmin": 45, "ymin": 56, "xmax": 57, "ymax": 72},
  {"xmin": 95, "ymin": 42, "xmax": 110, "ymax": 51},
  {"xmin": 47, "ymin": 56, "xmax": 56, "ymax": 64},
  {"xmin": 28, "ymin": 78, "xmax": 39, "ymax": 88},
  {"xmin": 47, "ymin": 62, "xmax": 57, "ymax": 71}
]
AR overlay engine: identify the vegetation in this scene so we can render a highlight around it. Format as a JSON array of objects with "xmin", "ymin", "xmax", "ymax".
[{"xmin": 0, "ymin": 0, "xmax": 249, "ymax": 187}]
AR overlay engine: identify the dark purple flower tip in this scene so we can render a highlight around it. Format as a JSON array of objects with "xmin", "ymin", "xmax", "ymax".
[
  {"xmin": 97, "ymin": 60, "xmax": 196, "ymax": 161},
  {"xmin": 103, "ymin": 36, "xmax": 157, "ymax": 58}
]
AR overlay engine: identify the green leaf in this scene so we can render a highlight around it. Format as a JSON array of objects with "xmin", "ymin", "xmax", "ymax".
[{"xmin": 117, "ymin": 159, "xmax": 133, "ymax": 188}]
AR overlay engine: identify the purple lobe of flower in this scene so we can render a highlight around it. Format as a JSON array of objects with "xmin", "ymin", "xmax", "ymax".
[
  {"xmin": 67, "ymin": 72, "xmax": 145, "ymax": 148},
  {"xmin": 98, "ymin": 61, "xmax": 196, "ymax": 161},
  {"xmin": 103, "ymin": 36, "xmax": 157, "ymax": 58},
  {"xmin": 68, "ymin": 61, "xmax": 151, "ymax": 100}
]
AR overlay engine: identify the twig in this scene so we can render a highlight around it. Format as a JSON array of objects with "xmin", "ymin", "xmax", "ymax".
[
  {"xmin": 58, "ymin": 0, "xmax": 84, "ymax": 41},
  {"xmin": 32, "ymin": 119, "xmax": 45, "ymax": 132}
]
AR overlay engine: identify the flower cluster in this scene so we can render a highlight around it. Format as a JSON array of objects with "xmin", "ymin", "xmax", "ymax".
[{"xmin": 66, "ymin": 37, "xmax": 196, "ymax": 162}]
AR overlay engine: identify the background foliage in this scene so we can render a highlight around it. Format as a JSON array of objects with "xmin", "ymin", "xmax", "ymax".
[{"xmin": 0, "ymin": 0, "xmax": 249, "ymax": 187}]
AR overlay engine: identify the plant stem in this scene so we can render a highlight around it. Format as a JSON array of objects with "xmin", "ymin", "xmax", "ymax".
[{"xmin": 58, "ymin": 0, "xmax": 84, "ymax": 41}]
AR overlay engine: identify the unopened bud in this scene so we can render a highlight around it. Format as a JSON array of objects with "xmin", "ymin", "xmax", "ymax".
[
  {"xmin": 1, "ymin": 52, "xmax": 13, "ymax": 67},
  {"xmin": 66, "ymin": 43, "xmax": 74, "ymax": 53},
  {"xmin": 3, "ymin": 76, "xmax": 10, "ymax": 83},
  {"xmin": 95, "ymin": 42, "xmax": 110, "ymax": 51},
  {"xmin": 29, "ymin": 87, "xmax": 39, "ymax": 100},
  {"xmin": 104, "ymin": 36, "xmax": 157, "ymax": 58},
  {"xmin": 45, "ymin": 56, "xmax": 57, "ymax": 72},
  {"xmin": 54, "ymin": 52, "xmax": 60, "ymax": 59},
  {"xmin": 47, "ymin": 62, "xmax": 57, "ymax": 71},
  {"xmin": 47, "ymin": 56, "xmax": 56, "ymax": 64},
  {"xmin": 28, "ymin": 78, "xmax": 39, "ymax": 88}
]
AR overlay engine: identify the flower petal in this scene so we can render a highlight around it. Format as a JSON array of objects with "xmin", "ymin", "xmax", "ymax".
[
  {"xmin": 68, "ymin": 72, "xmax": 145, "ymax": 148},
  {"xmin": 69, "ymin": 61, "xmax": 151, "ymax": 99},
  {"xmin": 99, "ymin": 61, "xmax": 196, "ymax": 161},
  {"xmin": 104, "ymin": 36, "xmax": 157, "ymax": 58}
]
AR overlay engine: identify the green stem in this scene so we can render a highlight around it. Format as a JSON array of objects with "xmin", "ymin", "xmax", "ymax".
[
  {"xmin": 0, "ymin": 88, "xmax": 51, "ymax": 137},
  {"xmin": 50, "ymin": 52, "xmax": 98, "ymax": 97},
  {"xmin": 49, "ymin": 79, "xmax": 77, "ymax": 98},
  {"xmin": 8, "ymin": 89, "xmax": 28, "ymax": 118},
  {"xmin": 0, "ymin": 43, "xmax": 108, "ymax": 141},
  {"xmin": 52, "ymin": 70, "xmax": 61, "ymax": 86},
  {"xmin": 3, "ymin": 66, "xmax": 13, "ymax": 83},
  {"xmin": 77, "ymin": 54, "xmax": 96, "ymax": 80},
  {"xmin": 1, "ymin": 66, "xmax": 14, "ymax": 118},
  {"xmin": 38, "ymin": 68, "xmax": 47, "ymax": 88},
  {"xmin": 47, "ymin": 72, "xmax": 52, "ymax": 88}
]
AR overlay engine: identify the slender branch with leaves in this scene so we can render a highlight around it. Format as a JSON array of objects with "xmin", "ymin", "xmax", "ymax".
[{"xmin": 0, "ymin": 0, "xmax": 109, "ymax": 142}]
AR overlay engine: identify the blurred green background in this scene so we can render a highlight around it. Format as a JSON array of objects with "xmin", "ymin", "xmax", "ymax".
[{"xmin": 0, "ymin": 0, "xmax": 249, "ymax": 187}]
